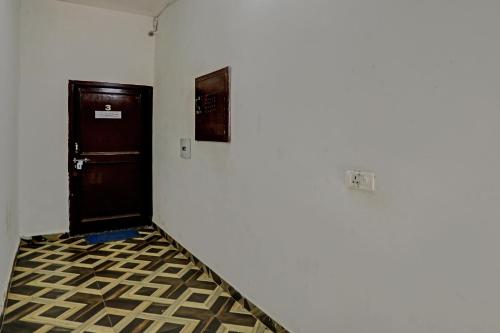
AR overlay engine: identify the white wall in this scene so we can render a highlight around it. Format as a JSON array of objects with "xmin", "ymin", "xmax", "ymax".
[
  {"xmin": 0, "ymin": 0, "xmax": 20, "ymax": 309},
  {"xmin": 18, "ymin": 0, "xmax": 155, "ymax": 236},
  {"xmin": 154, "ymin": 1, "xmax": 500, "ymax": 332}
]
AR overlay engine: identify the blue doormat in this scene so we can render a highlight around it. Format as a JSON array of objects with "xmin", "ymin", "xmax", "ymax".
[{"xmin": 85, "ymin": 229, "xmax": 139, "ymax": 244}]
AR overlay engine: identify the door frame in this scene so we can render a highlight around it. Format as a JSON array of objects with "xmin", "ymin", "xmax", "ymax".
[{"xmin": 68, "ymin": 80, "xmax": 153, "ymax": 235}]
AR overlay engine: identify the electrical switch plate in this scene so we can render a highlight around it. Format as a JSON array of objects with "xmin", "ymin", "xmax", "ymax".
[
  {"xmin": 180, "ymin": 138, "xmax": 191, "ymax": 159},
  {"xmin": 346, "ymin": 170, "xmax": 375, "ymax": 192}
]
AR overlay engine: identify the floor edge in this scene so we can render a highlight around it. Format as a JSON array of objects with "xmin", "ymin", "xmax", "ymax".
[{"xmin": 151, "ymin": 222, "xmax": 289, "ymax": 333}]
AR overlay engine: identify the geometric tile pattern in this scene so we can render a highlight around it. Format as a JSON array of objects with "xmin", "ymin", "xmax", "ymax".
[
  {"xmin": 0, "ymin": 228, "xmax": 275, "ymax": 333},
  {"xmin": 151, "ymin": 224, "xmax": 288, "ymax": 333}
]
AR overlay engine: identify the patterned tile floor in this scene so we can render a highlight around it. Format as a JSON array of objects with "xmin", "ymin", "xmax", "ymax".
[{"xmin": 0, "ymin": 228, "xmax": 273, "ymax": 333}]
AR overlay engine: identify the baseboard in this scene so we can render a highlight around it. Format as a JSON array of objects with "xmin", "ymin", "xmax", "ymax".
[
  {"xmin": 151, "ymin": 221, "xmax": 289, "ymax": 333},
  {"xmin": 0, "ymin": 237, "xmax": 21, "ymax": 329},
  {"xmin": 20, "ymin": 230, "xmax": 69, "ymax": 238}
]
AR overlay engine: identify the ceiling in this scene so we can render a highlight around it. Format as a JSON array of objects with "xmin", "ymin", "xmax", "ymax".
[{"xmin": 58, "ymin": 0, "xmax": 173, "ymax": 17}]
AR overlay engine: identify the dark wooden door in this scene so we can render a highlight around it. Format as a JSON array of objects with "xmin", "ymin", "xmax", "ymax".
[{"xmin": 68, "ymin": 81, "xmax": 153, "ymax": 235}]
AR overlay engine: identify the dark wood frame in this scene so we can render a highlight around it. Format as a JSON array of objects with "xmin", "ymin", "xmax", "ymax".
[
  {"xmin": 195, "ymin": 67, "xmax": 231, "ymax": 142},
  {"xmin": 68, "ymin": 80, "xmax": 153, "ymax": 235}
]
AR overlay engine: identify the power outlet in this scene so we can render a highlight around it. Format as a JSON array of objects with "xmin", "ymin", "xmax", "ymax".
[{"xmin": 346, "ymin": 170, "xmax": 376, "ymax": 192}]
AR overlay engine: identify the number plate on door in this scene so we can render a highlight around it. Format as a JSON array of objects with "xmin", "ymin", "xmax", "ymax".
[{"xmin": 95, "ymin": 111, "xmax": 122, "ymax": 119}]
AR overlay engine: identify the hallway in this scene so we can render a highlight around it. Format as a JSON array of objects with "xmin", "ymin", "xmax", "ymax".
[
  {"xmin": 2, "ymin": 0, "xmax": 500, "ymax": 331},
  {"xmin": 1, "ymin": 229, "xmax": 272, "ymax": 333}
]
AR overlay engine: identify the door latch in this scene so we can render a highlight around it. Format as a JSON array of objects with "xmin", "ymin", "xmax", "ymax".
[{"xmin": 73, "ymin": 158, "xmax": 90, "ymax": 170}]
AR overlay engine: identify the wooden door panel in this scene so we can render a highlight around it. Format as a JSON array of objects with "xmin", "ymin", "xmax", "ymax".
[
  {"xmin": 80, "ymin": 163, "xmax": 142, "ymax": 220},
  {"xmin": 79, "ymin": 90, "xmax": 142, "ymax": 152},
  {"xmin": 69, "ymin": 81, "xmax": 152, "ymax": 235}
]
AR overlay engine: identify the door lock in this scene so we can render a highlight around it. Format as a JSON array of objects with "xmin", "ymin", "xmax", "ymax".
[{"xmin": 73, "ymin": 158, "xmax": 90, "ymax": 170}]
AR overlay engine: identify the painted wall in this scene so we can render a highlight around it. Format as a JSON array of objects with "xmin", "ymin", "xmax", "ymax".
[
  {"xmin": 0, "ymin": 0, "xmax": 20, "ymax": 308},
  {"xmin": 18, "ymin": 0, "xmax": 155, "ymax": 236},
  {"xmin": 154, "ymin": 1, "xmax": 500, "ymax": 332}
]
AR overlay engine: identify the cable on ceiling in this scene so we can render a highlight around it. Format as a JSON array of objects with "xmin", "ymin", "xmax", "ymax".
[{"xmin": 149, "ymin": 0, "xmax": 180, "ymax": 36}]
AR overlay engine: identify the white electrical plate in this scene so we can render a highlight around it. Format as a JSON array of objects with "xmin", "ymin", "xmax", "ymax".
[
  {"xmin": 346, "ymin": 170, "xmax": 376, "ymax": 192},
  {"xmin": 180, "ymin": 138, "xmax": 191, "ymax": 159}
]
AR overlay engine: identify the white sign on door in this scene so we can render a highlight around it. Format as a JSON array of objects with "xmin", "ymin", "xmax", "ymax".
[{"xmin": 95, "ymin": 111, "xmax": 122, "ymax": 119}]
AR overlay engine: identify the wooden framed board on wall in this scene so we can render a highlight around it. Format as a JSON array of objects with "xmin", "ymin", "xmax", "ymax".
[{"xmin": 195, "ymin": 67, "xmax": 230, "ymax": 142}]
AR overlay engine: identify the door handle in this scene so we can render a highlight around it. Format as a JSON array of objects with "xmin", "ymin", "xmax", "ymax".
[{"xmin": 73, "ymin": 158, "xmax": 90, "ymax": 170}]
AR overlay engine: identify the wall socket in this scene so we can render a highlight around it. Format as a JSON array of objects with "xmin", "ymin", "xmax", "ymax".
[{"xmin": 346, "ymin": 170, "xmax": 376, "ymax": 192}]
